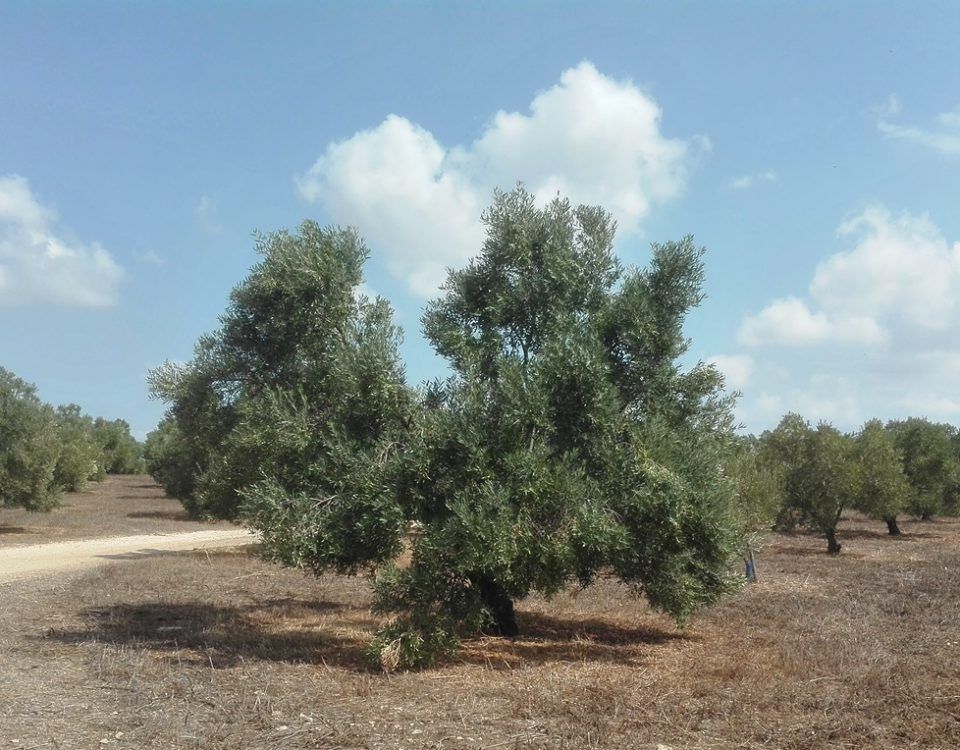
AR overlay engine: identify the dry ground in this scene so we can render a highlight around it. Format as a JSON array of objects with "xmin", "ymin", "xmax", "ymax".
[
  {"xmin": 1, "ymin": 509, "xmax": 958, "ymax": 749},
  {"xmin": 0, "ymin": 528, "xmax": 255, "ymax": 583},
  {"xmin": 0, "ymin": 475, "xmax": 230, "ymax": 547}
]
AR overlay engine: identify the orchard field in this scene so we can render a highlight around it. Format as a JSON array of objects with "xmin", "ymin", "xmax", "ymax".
[{"xmin": 1, "ymin": 476, "xmax": 958, "ymax": 750}]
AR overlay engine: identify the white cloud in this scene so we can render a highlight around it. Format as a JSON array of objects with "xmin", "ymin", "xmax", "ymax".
[
  {"xmin": 708, "ymin": 354, "xmax": 754, "ymax": 390},
  {"xmin": 297, "ymin": 61, "xmax": 702, "ymax": 296},
  {"xmin": 733, "ymin": 207, "xmax": 960, "ymax": 432},
  {"xmin": 0, "ymin": 175, "xmax": 123, "ymax": 308},
  {"xmin": 878, "ymin": 100, "xmax": 960, "ymax": 155},
  {"xmin": 873, "ymin": 94, "xmax": 901, "ymax": 119},
  {"xmin": 740, "ymin": 207, "xmax": 960, "ymax": 348},
  {"xmin": 813, "ymin": 207, "xmax": 960, "ymax": 330},
  {"xmin": 298, "ymin": 115, "xmax": 483, "ymax": 297},
  {"xmin": 135, "ymin": 250, "xmax": 164, "ymax": 267},
  {"xmin": 738, "ymin": 297, "xmax": 884, "ymax": 347},
  {"xmin": 194, "ymin": 195, "xmax": 222, "ymax": 234},
  {"xmin": 727, "ymin": 170, "xmax": 777, "ymax": 190}
]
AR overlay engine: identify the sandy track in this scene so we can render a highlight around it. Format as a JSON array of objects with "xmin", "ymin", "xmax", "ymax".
[{"xmin": 0, "ymin": 529, "xmax": 256, "ymax": 583}]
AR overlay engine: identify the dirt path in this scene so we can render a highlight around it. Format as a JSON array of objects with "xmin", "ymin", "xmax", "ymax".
[{"xmin": 0, "ymin": 529, "xmax": 256, "ymax": 583}]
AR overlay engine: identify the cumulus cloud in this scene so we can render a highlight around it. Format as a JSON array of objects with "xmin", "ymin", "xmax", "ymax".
[
  {"xmin": 733, "ymin": 207, "xmax": 960, "ymax": 431},
  {"xmin": 0, "ymin": 175, "xmax": 123, "ymax": 308},
  {"xmin": 297, "ymin": 61, "xmax": 703, "ymax": 296},
  {"xmin": 877, "ymin": 99, "xmax": 960, "ymax": 155},
  {"xmin": 708, "ymin": 354, "xmax": 754, "ymax": 390},
  {"xmin": 726, "ymin": 170, "xmax": 777, "ymax": 190},
  {"xmin": 740, "ymin": 207, "xmax": 960, "ymax": 348},
  {"xmin": 812, "ymin": 208, "xmax": 960, "ymax": 330},
  {"xmin": 738, "ymin": 297, "xmax": 884, "ymax": 347},
  {"xmin": 194, "ymin": 195, "xmax": 222, "ymax": 234}
]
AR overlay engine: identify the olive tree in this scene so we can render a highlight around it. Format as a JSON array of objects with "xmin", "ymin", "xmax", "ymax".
[
  {"xmin": 726, "ymin": 436, "xmax": 783, "ymax": 577},
  {"xmin": 154, "ymin": 190, "xmax": 743, "ymax": 669},
  {"xmin": 53, "ymin": 404, "xmax": 101, "ymax": 492},
  {"xmin": 762, "ymin": 414, "xmax": 857, "ymax": 554},
  {"xmin": 0, "ymin": 368, "xmax": 61, "ymax": 511},
  {"xmin": 92, "ymin": 418, "xmax": 143, "ymax": 475},
  {"xmin": 366, "ymin": 188, "xmax": 741, "ymax": 666},
  {"xmin": 149, "ymin": 222, "xmax": 412, "ymax": 527},
  {"xmin": 853, "ymin": 419, "xmax": 909, "ymax": 535},
  {"xmin": 887, "ymin": 418, "xmax": 959, "ymax": 520}
]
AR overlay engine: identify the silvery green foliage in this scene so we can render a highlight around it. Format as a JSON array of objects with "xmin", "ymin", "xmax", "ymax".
[
  {"xmin": 148, "ymin": 194, "xmax": 743, "ymax": 670},
  {"xmin": 147, "ymin": 222, "xmax": 413, "ymax": 583},
  {"xmin": 372, "ymin": 187, "xmax": 743, "ymax": 667},
  {"xmin": 886, "ymin": 417, "xmax": 960, "ymax": 519},
  {"xmin": 852, "ymin": 419, "xmax": 909, "ymax": 527},
  {"xmin": 761, "ymin": 414, "xmax": 857, "ymax": 553},
  {"xmin": 53, "ymin": 404, "xmax": 102, "ymax": 491},
  {"xmin": 0, "ymin": 368, "xmax": 61, "ymax": 510},
  {"xmin": 91, "ymin": 418, "xmax": 143, "ymax": 475}
]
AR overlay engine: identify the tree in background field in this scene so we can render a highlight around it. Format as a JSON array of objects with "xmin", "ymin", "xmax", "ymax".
[
  {"xmin": 53, "ymin": 404, "xmax": 102, "ymax": 492},
  {"xmin": 853, "ymin": 419, "xmax": 909, "ymax": 535},
  {"xmin": 761, "ymin": 415, "xmax": 857, "ymax": 554},
  {"xmin": 1, "ymin": 367, "xmax": 144, "ymax": 511},
  {"xmin": 887, "ymin": 418, "xmax": 959, "ymax": 520},
  {"xmin": 143, "ymin": 416, "xmax": 199, "ymax": 502},
  {"xmin": 0, "ymin": 368, "xmax": 61, "ymax": 511},
  {"xmin": 92, "ymin": 418, "xmax": 144, "ymax": 475},
  {"xmin": 726, "ymin": 436, "xmax": 783, "ymax": 567},
  {"xmin": 758, "ymin": 412, "xmax": 810, "ymax": 532}
]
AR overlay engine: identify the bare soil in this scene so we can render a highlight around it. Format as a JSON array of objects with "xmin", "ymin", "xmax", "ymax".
[
  {"xmin": 1, "ymin": 501, "xmax": 958, "ymax": 749},
  {"xmin": 0, "ymin": 474, "xmax": 230, "ymax": 547},
  {"xmin": 0, "ymin": 528, "xmax": 255, "ymax": 583}
]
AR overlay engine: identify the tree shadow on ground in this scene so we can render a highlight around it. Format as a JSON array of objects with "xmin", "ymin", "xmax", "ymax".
[
  {"xmin": 456, "ymin": 610, "xmax": 687, "ymax": 668},
  {"xmin": 126, "ymin": 510, "xmax": 193, "ymax": 522},
  {"xmin": 40, "ymin": 600, "xmax": 378, "ymax": 671},
  {"xmin": 837, "ymin": 528, "xmax": 938, "ymax": 541},
  {"xmin": 0, "ymin": 525, "xmax": 36, "ymax": 536},
  {"xmin": 41, "ymin": 599, "xmax": 685, "ymax": 673}
]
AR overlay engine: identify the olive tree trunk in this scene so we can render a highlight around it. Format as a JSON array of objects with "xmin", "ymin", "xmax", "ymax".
[
  {"xmin": 476, "ymin": 575, "xmax": 518, "ymax": 637},
  {"xmin": 826, "ymin": 529, "xmax": 842, "ymax": 555}
]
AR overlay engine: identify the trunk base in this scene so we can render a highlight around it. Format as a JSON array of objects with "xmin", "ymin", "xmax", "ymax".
[
  {"xmin": 885, "ymin": 517, "xmax": 901, "ymax": 536},
  {"xmin": 476, "ymin": 575, "xmax": 518, "ymax": 637},
  {"xmin": 826, "ymin": 531, "xmax": 842, "ymax": 555}
]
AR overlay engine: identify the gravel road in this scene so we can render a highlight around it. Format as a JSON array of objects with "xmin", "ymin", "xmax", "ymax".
[{"xmin": 0, "ymin": 529, "xmax": 256, "ymax": 583}]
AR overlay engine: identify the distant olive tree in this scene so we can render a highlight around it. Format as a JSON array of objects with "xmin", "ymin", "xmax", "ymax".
[
  {"xmin": 53, "ymin": 404, "xmax": 101, "ymax": 492},
  {"xmin": 92, "ymin": 418, "xmax": 144, "ymax": 475},
  {"xmin": 0, "ymin": 368, "xmax": 61, "ymax": 511},
  {"xmin": 887, "ymin": 418, "xmax": 959, "ymax": 520},
  {"xmin": 143, "ymin": 416, "xmax": 200, "ymax": 502},
  {"xmin": 853, "ymin": 419, "xmax": 909, "ymax": 535},
  {"xmin": 762, "ymin": 414, "xmax": 857, "ymax": 554},
  {"xmin": 726, "ymin": 437, "xmax": 783, "ymax": 565}
]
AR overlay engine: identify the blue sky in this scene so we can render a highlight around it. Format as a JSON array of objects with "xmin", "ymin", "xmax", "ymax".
[{"xmin": 2, "ymin": 2, "xmax": 958, "ymax": 437}]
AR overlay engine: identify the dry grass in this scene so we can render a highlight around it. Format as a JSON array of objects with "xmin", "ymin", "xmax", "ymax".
[
  {"xmin": 1, "ymin": 510, "xmax": 959, "ymax": 749},
  {"xmin": 0, "ymin": 475, "xmax": 229, "ymax": 547}
]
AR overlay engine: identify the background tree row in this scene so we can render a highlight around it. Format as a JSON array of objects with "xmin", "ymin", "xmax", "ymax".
[
  {"xmin": 730, "ymin": 414, "xmax": 960, "ymax": 554},
  {"xmin": 0, "ymin": 367, "xmax": 144, "ymax": 511}
]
